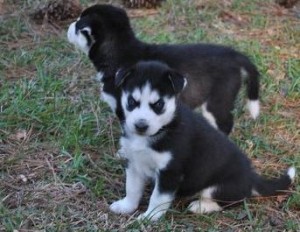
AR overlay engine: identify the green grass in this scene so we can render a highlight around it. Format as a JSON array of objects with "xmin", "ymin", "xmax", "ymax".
[{"xmin": 0, "ymin": 0, "xmax": 299, "ymax": 231}]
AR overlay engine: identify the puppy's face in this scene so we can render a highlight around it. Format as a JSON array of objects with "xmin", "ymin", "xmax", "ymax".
[
  {"xmin": 122, "ymin": 84, "xmax": 176, "ymax": 136},
  {"xmin": 67, "ymin": 18, "xmax": 95, "ymax": 54},
  {"xmin": 67, "ymin": 4, "xmax": 131, "ymax": 54},
  {"xmin": 117, "ymin": 61, "xmax": 186, "ymax": 137}
]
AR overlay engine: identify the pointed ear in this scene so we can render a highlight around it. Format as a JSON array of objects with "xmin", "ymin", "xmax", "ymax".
[
  {"xmin": 115, "ymin": 67, "xmax": 133, "ymax": 87},
  {"xmin": 167, "ymin": 70, "xmax": 187, "ymax": 94}
]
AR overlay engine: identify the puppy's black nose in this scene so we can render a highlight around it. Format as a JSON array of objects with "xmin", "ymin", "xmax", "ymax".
[{"xmin": 135, "ymin": 120, "xmax": 149, "ymax": 133}]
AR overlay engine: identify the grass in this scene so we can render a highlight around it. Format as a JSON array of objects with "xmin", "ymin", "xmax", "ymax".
[{"xmin": 0, "ymin": 0, "xmax": 299, "ymax": 230}]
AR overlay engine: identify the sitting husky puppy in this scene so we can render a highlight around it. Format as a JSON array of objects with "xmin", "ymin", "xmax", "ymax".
[
  {"xmin": 67, "ymin": 4, "xmax": 260, "ymax": 134},
  {"xmin": 110, "ymin": 61, "xmax": 295, "ymax": 221}
]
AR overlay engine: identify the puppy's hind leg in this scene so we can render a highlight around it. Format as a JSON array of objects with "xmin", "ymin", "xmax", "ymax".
[
  {"xmin": 201, "ymin": 102, "xmax": 218, "ymax": 130},
  {"xmin": 202, "ymin": 100, "xmax": 234, "ymax": 135},
  {"xmin": 188, "ymin": 186, "xmax": 222, "ymax": 214},
  {"xmin": 188, "ymin": 180, "xmax": 249, "ymax": 214},
  {"xmin": 188, "ymin": 178, "xmax": 253, "ymax": 214},
  {"xmin": 205, "ymin": 79, "xmax": 241, "ymax": 134}
]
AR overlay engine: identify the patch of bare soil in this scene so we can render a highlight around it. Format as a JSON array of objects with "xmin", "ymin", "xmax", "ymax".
[
  {"xmin": 0, "ymin": 130, "xmax": 108, "ymax": 230},
  {"xmin": 0, "ymin": 0, "xmax": 5, "ymax": 14}
]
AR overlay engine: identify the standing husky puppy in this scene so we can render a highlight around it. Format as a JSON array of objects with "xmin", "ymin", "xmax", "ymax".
[
  {"xmin": 110, "ymin": 61, "xmax": 295, "ymax": 221},
  {"xmin": 67, "ymin": 4, "xmax": 260, "ymax": 134}
]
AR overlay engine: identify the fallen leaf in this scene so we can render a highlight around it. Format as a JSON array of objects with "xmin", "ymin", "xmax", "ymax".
[
  {"xmin": 276, "ymin": 194, "xmax": 287, "ymax": 203},
  {"xmin": 9, "ymin": 129, "xmax": 28, "ymax": 141}
]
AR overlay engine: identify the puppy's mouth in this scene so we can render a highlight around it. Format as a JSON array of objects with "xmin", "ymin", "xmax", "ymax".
[
  {"xmin": 132, "ymin": 128, "xmax": 153, "ymax": 137},
  {"xmin": 135, "ymin": 130, "xmax": 147, "ymax": 136},
  {"xmin": 133, "ymin": 126, "xmax": 166, "ymax": 138},
  {"xmin": 148, "ymin": 127, "xmax": 167, "ymax": 140}
]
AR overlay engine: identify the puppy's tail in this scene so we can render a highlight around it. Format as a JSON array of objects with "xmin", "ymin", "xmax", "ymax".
[
  {"xmin": 239, "ymin": 56, "xmax": 260, "ymax": 119},
  {"xmin": 251, "ymin": 167, "xmax": 296, "ymax": 197}
]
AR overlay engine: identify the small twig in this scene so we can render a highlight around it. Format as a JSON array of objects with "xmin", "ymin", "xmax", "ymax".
[
  {"xmin": 108, "ymin": 116, "xmax": 117, "ymax": 155},
  {"xmin": 45, "ymin": 157, "xmax": 59, "ymax": 184},
  {"xmin": 128, "ymin": 9, "xmax": 159, "ymax": 18},
  {"xmin": 90, "ymin": 101, "xmax": 101, "ymax": 136},
  {"xmin": 2, "ymin": 181, "xmax": 30, "ymax": 191},
  {"xmin": 2, "ymin": 193, "xmax": 13, "ymax": 202}
]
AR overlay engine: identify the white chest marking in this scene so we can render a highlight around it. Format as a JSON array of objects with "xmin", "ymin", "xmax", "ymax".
[{"xmin": 120, "ymin": 135, "xmax": 172, "ymax": 178}]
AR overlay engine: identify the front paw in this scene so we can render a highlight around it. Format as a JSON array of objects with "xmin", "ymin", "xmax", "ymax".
[
  {"xmin": 110, "ymin": 198, "xmax": 137, "ymax": 214},
  {"xmin": 137, "ymin": 213, "xmax": 148, "ymax": 221},
  {"xmin": 137, "ymin": 211, "xmax": 161, "ymax": 222}
]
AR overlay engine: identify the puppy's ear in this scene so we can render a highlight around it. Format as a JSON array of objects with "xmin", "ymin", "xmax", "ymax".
[
  {"xmin": 167, "ymin": 70, "xmax": 187, "ymax": 94},
  {"xmin": 115, "ymin": 67, "xmax": 132, "ymax": 87}
]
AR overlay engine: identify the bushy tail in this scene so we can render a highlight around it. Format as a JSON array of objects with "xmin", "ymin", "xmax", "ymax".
[
  {"xmin": 239, "ymin": 56, "xmax": 260, "ymax": 119},
  {"xmin": 251, "ymin": 167, "xmax": 296, "ymax": 197}
]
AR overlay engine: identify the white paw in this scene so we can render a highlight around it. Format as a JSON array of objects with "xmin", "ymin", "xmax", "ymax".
[
  {"xmin": 188, "ymin": 200, "xmax": 222, "ymax": 214},
  {"xmin": 137, "ymin": 212, "xmax": 152, "ymax": 221},
  {"xmin": 137, "ymin": 211, "xmax": 161, "ymax": 222},
  {"xmin": 188, "ymin": 200, "xmax": 202, "ymax": 214},
  {"xmin": 110, "ymin": 198, "xmax": 137, "ymax": 214}
]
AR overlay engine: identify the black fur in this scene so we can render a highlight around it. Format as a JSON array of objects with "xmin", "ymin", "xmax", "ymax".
[
  {"xmin": 69, "ymin": 4, "xmax": 260, "ymax": 134},
  {"xmin": 120, "ymin": 61, "xmax": 293, "ymax": 208}
]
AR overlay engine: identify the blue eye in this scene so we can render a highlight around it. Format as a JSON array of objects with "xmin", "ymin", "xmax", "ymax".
[
  {"xmin": 127, "ymin": 96, "xmax": 139, "ymax": 111},
  {"xmin": 151, "ymin": 99, "xmax": 165, "ymax": 114}
]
